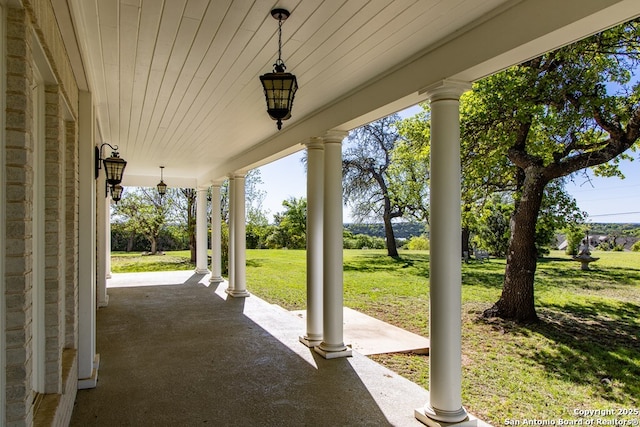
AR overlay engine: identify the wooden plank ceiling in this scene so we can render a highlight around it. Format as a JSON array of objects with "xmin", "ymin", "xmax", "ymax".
[{"xmin": 61, "ymin": 0, "xmax": 640, "ymax": 185}]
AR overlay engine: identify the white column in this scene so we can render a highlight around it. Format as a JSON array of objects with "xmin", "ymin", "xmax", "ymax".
[
  {"xmin": 315, "ymin": 130, "xmax": 351, "ymax": 359},
  {"xmin": 77, "ymin": 91, "xmax": 98, "ymax": 389},
  {"xmin": 96, "ymin": 187, "xmax": 108, "ymax": 308},
  {"xmin": 106, "ymin": 201, "xmax": 112, "ymax": 279},
  {"xmin": 300, "ymin": 138, "xmax": 324, "ymax": 347},
  {"xmin": 195, "ymin": 187, "xmax": 209, "ymax": 274},
  {"xmin": 226, "ymin": 176, "xmax": 235, "ymax": 293},
  {"xmin": 415, "ymin": 80, "xmax": 471, "ymax": 425},
  {"xmin": 209, "ymin": 184, "xmax": 224, "ymax": 283},
  {"xmin": 228, "ymin": 174, "xmax": 249, "ymax": 298}
]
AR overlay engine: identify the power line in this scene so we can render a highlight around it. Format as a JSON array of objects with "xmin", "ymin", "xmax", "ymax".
[
  {"xmin": 588, "ymin": 211, "xmax": 640, "ymax": 217},
  {"xmin": 577, "ymin": 195, "xmax": 640, "ymax": 203},
  {"xmin": 569, "ymin": 183, "xmax": 640, "ymax": 194}
]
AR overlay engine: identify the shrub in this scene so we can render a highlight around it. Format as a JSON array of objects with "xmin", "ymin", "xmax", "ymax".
[
  {"xmin": 343, "ymin": 233, "xmax": 385, "ymax": 249},
  {"xmin": 564, "ymin": 225, "xmax": 585, "ymax": 256},
  {"xmin": 407, "ymin": 235, "xmax": 430, "ymax": 250}
]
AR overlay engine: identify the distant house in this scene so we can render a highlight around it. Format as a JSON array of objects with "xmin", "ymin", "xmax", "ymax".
[{"xmin": 556, "ymin": 234, "xmax": 639, "ymax": 252}]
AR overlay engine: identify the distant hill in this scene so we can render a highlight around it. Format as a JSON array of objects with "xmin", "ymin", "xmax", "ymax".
[
  {"xmin": 347, "ymin": 222, "xmax": 640, "ymax": 246},
  {"xmin": 344, "ymin": 222, "xmax": 426, "ymax": 240},
  {"xmin": 587, "ymin": 223, "xmax": 640, "ymax": 235}
]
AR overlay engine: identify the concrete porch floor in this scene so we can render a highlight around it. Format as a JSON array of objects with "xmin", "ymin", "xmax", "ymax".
[{"xmin": 70, "ymin": 271, "xmax": 477, "ymax": 426}]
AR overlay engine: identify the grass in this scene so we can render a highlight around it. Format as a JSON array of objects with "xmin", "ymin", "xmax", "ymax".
[
  {"xmin": 111, "ymin": 248, "xmax": 640, "ymax": 425},
  {"xmin": 244, "ymin": 249, "xmax": 640, "ymax": 425},
  {"xmin": 111, "ymin": 250, "xmax": 195, "ymax": 272}
]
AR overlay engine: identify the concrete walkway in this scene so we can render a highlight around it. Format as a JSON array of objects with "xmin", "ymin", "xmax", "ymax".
[
  {"xmin": 71, "ymin": 271, "xmax": 436, "ymax": 426},
  {"xmin": 107, "ymin": 271, "xmax": 432, "ymax": 356},
  {"xmin": 291, "ymin": 308, "xmax": 430, "ymax": 356}
]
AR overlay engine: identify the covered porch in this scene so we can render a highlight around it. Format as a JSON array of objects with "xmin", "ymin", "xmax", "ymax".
[
  {"xmin": 3, "ymin": 1, "xmax": 640, "ymax": 425},
  {"xmin": 71, "ymin": 271, "xmax": 484, "ymax": 426}
]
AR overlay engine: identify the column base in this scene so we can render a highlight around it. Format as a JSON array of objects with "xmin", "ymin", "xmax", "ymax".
[
  {"xmin": 194, "ymin": 268, "xmax": 210, "ymax": 274},
  {"xmin": 299, "ymin": 335, "xmax": 323, "ymax": 348},
  {"xmin": 78, "ymin": 354, "xmax": 100, "ymax": 390},
  {"xmin": 415, "ymin": 405, "xmax": 471, "ymax": 426},
  {"xmin": 209, "ymin": 275, "xmax": 224, "ymax": 284},
  {"xmin": 314, "ymin": 343, "xmax": 352, "ymax": 359},
  {"xmin": 226, "ymin": 289, "xmax": 250, "ymax": 298},
  {"xmin": 98, "ymin": 294, "xmax": 109, "ymax": 308}
]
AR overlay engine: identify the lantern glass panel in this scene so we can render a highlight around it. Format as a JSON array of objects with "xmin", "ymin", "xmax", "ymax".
[
  {"xmin": 103, "ymin": 155, "xmax": 127, "ymax": 186},
  {"xmin": 261, "ymin": 72, "xmax": 298, "ymax": 120}
]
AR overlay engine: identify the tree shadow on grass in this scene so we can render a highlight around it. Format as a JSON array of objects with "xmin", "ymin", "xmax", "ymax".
[
  {"xmin": 245, "ymin": 259, "xmax": 264, "ymax": 268},
  {"xmin": 519, "ymin": 300, "xmax": 640, "ymax": 405},
  {"xmin": 343, "ymin": 253, "xmax": 430, "ymax": 276},
  {"xmin": 536, "ymin": 257, "xmax": 640, "ymax": 289},
  {"xmin": 343, "ymin": 252, "xmax": 512, "ymax": 289},
  {"xmin": 462, "ymin": 268, "xmax": 505, "ymax": 289}
]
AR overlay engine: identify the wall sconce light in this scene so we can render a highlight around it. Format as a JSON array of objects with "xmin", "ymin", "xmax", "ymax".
[
  {"xmin": 111, "ymin": 184, "xmax": 123, "ymax": 203},
  {"xmin": 95, "ymin": 142, "xmax": 127, "ymax": 197},
  {"xmin": 157, "ymin": 166, "xmax": 167, "ymax": 197},
  {"xmin": 260, "ymin": 8, "xmax": 298, "ymax": 130}
]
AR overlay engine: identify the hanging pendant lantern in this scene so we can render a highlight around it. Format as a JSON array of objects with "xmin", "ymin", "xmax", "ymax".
[
  {"xmin": 157, "ymin": 166, "xmax": 167, "ymax": 197},
  {"xmin": 260, "ymin": 9, "xmax": 298, "ymax": 130}
]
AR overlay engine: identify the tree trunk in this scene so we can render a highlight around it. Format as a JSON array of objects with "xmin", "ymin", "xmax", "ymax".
[
  {"xmin": 181, "ymin": 188, "xmax": 197, "ymax": 263},
  {"xmin": 383, "ymin": 214, "xmax": 398, "ymax": 257},
  {"xmin": 127, "ymin": 232, "xmax": 134, "ymax": 252},
  {"xmin": 461, "ymin": 227, "xmax": 471, "ymax": 259},
  {"xmin": 150, "ymin": 238, "xmax": 157, "ymax": 255},
  {"xmin": 484, "ymin": 169, "xmax": 547, "ymax": 322},
  {"xmin": 190, "ymin": 234, "xmax": 196, "ymax": 263}
]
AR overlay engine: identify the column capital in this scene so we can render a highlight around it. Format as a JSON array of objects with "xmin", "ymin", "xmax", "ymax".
[
  {"xmin": 303, "ymin": 136, "xmax": 324, "ymax": 150},
  {"xmin": 420, "ymin": 79, "xmax": 471, "ymax": 102},
  {"xmin": 227, "ymin": 173, "xmax": 245, "ymax": 181},
  {"xmin": 323, "ymin": 130, "xmax": 349, "ymax": 143}
]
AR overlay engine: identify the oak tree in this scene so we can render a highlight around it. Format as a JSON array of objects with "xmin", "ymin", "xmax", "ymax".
[
  {"xmin": 464, "ymin": 19, "xmax": 640, "ymax": 321},
  {"xmin": 343, "ymin": 114, "xmax": 405, "ymax": 257}
]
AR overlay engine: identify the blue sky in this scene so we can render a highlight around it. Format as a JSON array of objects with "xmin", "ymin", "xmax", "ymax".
[
  {"xmin": 257, "ymin": 142, "xmax": 640, "ymax": 225},
  {"xmin": 565, "ymin": 164, "xmax": 640, "ymax": 224}
]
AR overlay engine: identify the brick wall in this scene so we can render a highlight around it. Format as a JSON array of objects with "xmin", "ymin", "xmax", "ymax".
[
  {"xmin": 44, "ymin": 85, "xmax": 64, "ymax": 395},
  {"xmin": 23, "ymin": 0, "xmax": 78, "ymax": 119},
  {"xmin": 3, "ymin": 1, "xmax": 81, "ymax": 424},
  {"xmin": 32, "ymin": 349, "xmax": 77, "ymax": 427},
  {"xmin": 64, "ymin": 121, "xmax": 78, "ymax": 350},
  {"xmin": 5, "ymin": 6, "xmax": 35, "ymax": 426}
]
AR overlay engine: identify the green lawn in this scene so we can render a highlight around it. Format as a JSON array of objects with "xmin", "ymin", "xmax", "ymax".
[
  {"xmin": 111, "ymin": 250, "xmax": 195, "ymax": 272},
  {"xmin": 111, "ymin": 249, "xmax": 640, "ymax": 425},
  {"xmin": 245, "ymin": 249, "xmax": 640, "ymax": 425}
]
